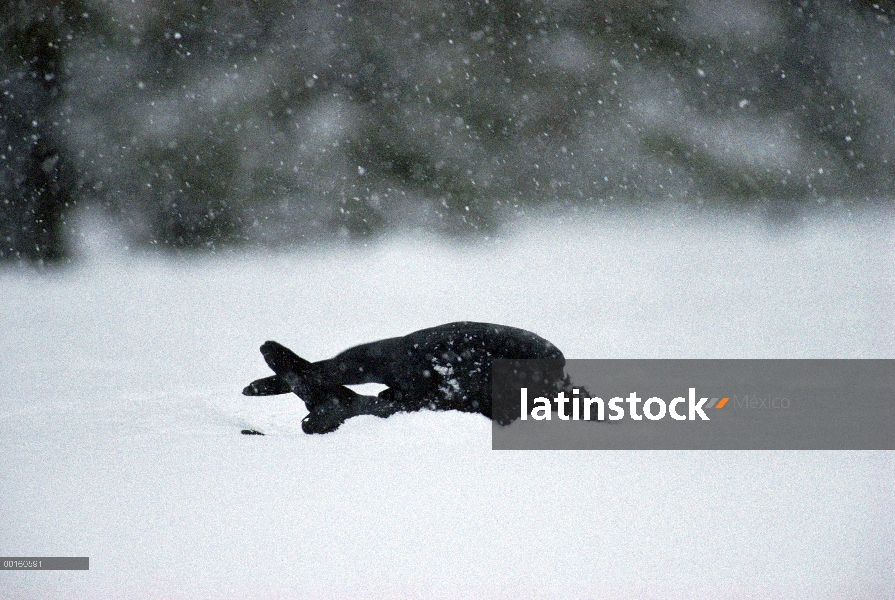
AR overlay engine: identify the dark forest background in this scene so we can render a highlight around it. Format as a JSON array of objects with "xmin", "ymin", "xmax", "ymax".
[{"xmin": 2, "ymin": 0, "xmax": 893, "ymax": 264}]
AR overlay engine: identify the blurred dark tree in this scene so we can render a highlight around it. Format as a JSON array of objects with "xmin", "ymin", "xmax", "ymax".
[{"xmin": 0, "ymin": 2, "xmax": 82, "ymax": 264}]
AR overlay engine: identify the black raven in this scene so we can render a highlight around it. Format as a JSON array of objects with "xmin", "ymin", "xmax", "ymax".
[{"xmin": 243, "ymin": 321, "xmax": 569, "ymax": 433}]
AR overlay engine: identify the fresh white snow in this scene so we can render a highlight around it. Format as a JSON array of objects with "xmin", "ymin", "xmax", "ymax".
[{"xmin": 1, "ymin": 209, "xmax": 893, "ymax": 599}]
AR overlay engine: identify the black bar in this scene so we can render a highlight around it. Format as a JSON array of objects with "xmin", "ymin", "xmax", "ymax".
[
  {"xmin": 493, "ymin": 359, "xmax": 895, "ymax": 450},
  {"xmin": 1, "ymin": 557, "xmax": 88, "ymax": 570}
]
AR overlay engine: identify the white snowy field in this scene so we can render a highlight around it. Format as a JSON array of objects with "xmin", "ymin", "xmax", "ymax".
[{"xmin": 1, "ymin": 209, "xmax": 893, "ymax": 599}]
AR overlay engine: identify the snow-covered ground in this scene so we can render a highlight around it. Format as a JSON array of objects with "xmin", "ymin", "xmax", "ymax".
[{"xmin": 1, "ymin": 209, "xmax": 893, "ymax": 599}]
